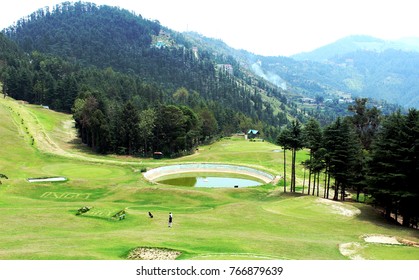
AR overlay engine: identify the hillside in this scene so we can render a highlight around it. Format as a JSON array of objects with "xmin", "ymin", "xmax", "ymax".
[
  {"xmin": 1, "ymin": 96, "xmax": 418, "ymax": 262},
  {"xmin": 329, "ymin": 49, "xmax": 419, "ymax": 107},
  {"xmin": 1, "ymin": 3, "xmax": 291, "ymax": 118},
  {"xmin": 288, "ymin": 35, "xmax": 419, "ymax": 108},
  {"xmin": 1, "ymin": 2, "xmax": 302, "ymax": 151},
  {"xmin": 182, "ymin": 32, "xmax": 408, "ymax": 112},
  {"xmin": 186, "ymin": 33, "xmax": 417, "ymax": 109},
  {"xmin": 248, "ymin": 36, "xmax": 419, "ymax": 109}
]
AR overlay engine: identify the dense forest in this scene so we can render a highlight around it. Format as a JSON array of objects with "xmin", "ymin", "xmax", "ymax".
[
  {"xmin": 277, "ymin": 98, "xmax": 419, "ymax": 228},
  {"xmin": 1, "ymin": 2, "xmax": 418, "ymax": 226}
]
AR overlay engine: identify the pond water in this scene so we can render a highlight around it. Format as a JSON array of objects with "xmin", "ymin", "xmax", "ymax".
[{"xmin": 157, "ymin": 174, "xmax": 264, "ymax": 188}]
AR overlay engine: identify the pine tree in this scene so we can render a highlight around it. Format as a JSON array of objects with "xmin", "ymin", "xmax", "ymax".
[
  {"xmin": 302, "ymin": 118, "xmax": 322, "ymax": 195},
  {"xmin": 121, "ymin": 101, "xmax": 140, "ymax": 155},
  {"xmin": 277, "ymin": 127, "xmax": 291, "ymax": 192},
  {"xmin": 153, "ymin": 105, "xmax": 187, "ymax": 156},
  {"xmin": 324, "ymin": 118, "xmax": 362, "ymax": 200},
  {"xmin": 138, "ymin": 108, "xmax": 156, "ymax": 157},
  {"xmin": 288, "ymin": 120, "xmax": 304, "ymax": 192},
  {"xmin": 368, "ymin": 110, "xmax": 419, "ymax": 225},
  {"xmin": 368, "ymin": 112, "xmax": 405, "ymax": 218},
  {"xmin": 348, "ymin": 98, "xmax": 381, "ymax": 150},
  {"xmin": 277, "ymin": 120, "xmax": 304, "ymax": 192}
]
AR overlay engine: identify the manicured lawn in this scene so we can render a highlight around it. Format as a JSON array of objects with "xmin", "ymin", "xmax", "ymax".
[{"xmin": 0, "ymin": 98, "xmax": 418, "ymax": 260}]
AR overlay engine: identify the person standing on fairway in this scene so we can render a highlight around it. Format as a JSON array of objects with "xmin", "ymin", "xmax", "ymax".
[{"xmin": 168, "ymin": 212, "xmax": 173, "ymax": 227}]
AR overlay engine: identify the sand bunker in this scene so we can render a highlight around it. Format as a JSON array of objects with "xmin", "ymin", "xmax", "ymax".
[
  {"xmin": 339, "ymin": 235, "xmax": 418, "ymax": 259},
  {"xmin": 363, "ymin": 235, "xmax": 419, "ymax": 247},
  {"xmin": 316, "ymin": 198, "xmax": 361, "ymax": 217},
  {"xmin": 127, "ymin": 247, "xmax": 181, "ymax": 260},
  {"xmin": 339, "ymin": 242, "xmax": 365, "ymax": 260},
  {"xmin": 363, "ymin": 235, "xmax": 401, "ymax": 245}
]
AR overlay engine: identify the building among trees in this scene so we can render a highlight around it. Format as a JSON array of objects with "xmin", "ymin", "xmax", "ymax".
[{"xmin": 247, "ymin": 129, "xmax": 260, "ymax": 139}]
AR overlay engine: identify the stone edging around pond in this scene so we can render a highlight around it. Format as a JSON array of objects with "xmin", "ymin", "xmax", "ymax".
[{"xmin": 143, "ymin": 163, "xmax": 275, "ymax": 184}]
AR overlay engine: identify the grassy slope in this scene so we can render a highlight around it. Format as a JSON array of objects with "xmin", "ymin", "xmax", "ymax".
[{"xmin": 0, "ymin": 97, "xmax": 418, "ymax": 260}]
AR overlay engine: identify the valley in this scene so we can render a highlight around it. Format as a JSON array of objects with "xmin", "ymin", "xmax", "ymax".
[{"xmin": 0, "ymin": 97, "xmax": 418, "ymax": 260}]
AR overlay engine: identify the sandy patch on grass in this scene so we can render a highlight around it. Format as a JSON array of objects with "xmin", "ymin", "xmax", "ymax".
[
  {"xmin": 316, "ymin": 198, "xmax": 361, "ymax": 217},
  {"xmin": 340, "ymin": 235, "xmax": 419, "ymax": 259},
  {"xmin": 127, "ymin": 247, "xmax": 181, "ymax": 260},
  {"xmin": 339, "ymin": 242, "xmax": 365, "ymax": 260},
  {"xmin": 363, "ymin": 235, "xmax": 401, "ymax": 245},
  {"xmin": 399, "ymin": 238, "xmax": 419, "ymax": 247}
]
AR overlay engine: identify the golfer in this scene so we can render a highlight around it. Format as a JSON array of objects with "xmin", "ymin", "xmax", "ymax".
[{"xmin": 168, "ymin": 212, "xmax": 173, "ymax": 227}]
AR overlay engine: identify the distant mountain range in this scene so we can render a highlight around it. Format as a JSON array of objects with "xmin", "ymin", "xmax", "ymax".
[
  {"xmin": 292, "ymin": 35, "xmax": 419, "ymax": 62},
  {"xmin": 244, "ymin": 35, "xmax": 419, "ymax": 108},
  {"xmin": 184, "ymin": 33, "xmax": 419, "ymax": 108}
]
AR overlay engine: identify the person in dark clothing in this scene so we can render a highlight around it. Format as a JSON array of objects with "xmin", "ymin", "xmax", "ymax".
[
  {"xmin": 148, "ymin": 211, "xmax": 153, "ymax": 218},
  {"xmin": 168, "ymin": 212, "xmax": 173, "ymax": 227}
]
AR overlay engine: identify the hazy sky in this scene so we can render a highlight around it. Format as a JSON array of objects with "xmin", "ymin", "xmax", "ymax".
[{"xmin": 1, "ymin": 0, "xmax": 418, "ymax": 56}]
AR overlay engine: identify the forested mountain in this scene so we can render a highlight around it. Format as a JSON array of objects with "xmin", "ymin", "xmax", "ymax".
[
  {"xmin": 1, "ymin": 2, "xmax": 302, "ymax": 156},
  {"xmin": 185, "ymin": 32, "xmax": 419, "ymax": 109},
  {"xmin": 245, "ymin": 50, "xmax": 419, "ymax": 108},
  {"xmin": 2, "ymin": 2, "xmax": 292, "ymax": 123},
  {"xmin": 183, "ymin": 32, "xmax": 407, "ymax": 117},
  {"xmin": 329, "ymin": 49, "xmax": 419, "ymax": 108},
  {"xmin": 3, "ymin": 1, "xmax": 410, "ymax": 130},
  {"xmin": 250, "ymin": 36, "xmax": 419, "ymax": 109}
]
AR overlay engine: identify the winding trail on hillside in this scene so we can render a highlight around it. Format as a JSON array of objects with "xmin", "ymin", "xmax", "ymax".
[{"xmin": 1, "ymin": 98, "xmax": 152, "ymax": 167}]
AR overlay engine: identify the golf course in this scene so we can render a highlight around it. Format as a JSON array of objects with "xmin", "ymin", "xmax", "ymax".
[{"xmin": 0, "ymin": 97, "xmax": 418, "ymax": 260}]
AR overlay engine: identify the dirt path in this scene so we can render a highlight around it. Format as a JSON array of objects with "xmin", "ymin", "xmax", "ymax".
[{"xmin": 316, "ymin": 198, "xmax": 361, "ymax": 217}]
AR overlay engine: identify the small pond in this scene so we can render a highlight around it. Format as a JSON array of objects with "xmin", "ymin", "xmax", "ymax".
[
  {"xmin": 144, "ymin": 163, "xmax": 274, "ymax": 189},
  {"xmin": 156, "ymin": 173, "xmax": 264, "ymax": 188}
]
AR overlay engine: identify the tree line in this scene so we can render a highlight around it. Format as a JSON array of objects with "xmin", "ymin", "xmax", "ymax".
[
  {"xmin": 72, "ymin": 91, "xmax": 215, "ymax": 157},
  {"xmin": 277, "ymin": 98, "xmax": 419, "ymax": 227}
]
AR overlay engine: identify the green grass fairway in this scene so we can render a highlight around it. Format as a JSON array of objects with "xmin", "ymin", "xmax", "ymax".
[{"xmin": 0, "ymin": 97, "xmax": 418, "ymax": 260}]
